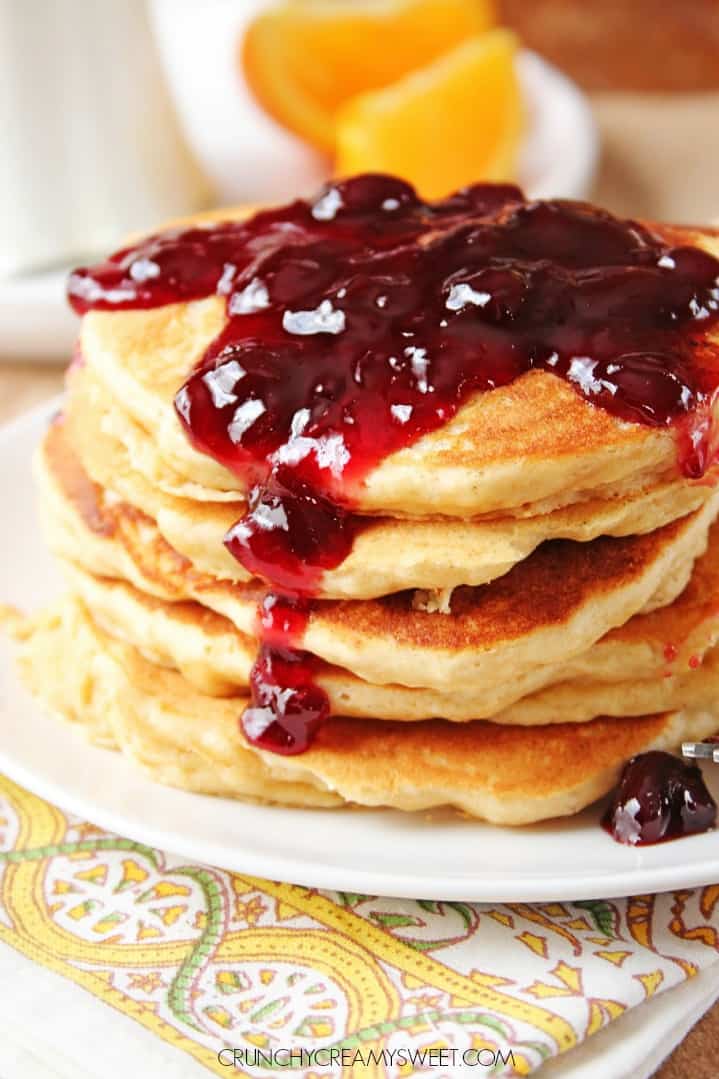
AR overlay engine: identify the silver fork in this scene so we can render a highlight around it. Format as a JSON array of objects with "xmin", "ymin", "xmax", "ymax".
[{"xmin": 682, "ymin": 741, "xmax": 719, "ymax": 763}]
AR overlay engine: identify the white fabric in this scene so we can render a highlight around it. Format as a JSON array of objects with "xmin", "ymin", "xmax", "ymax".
[
  {"xmin": 0, "ymin": 940, "xmax": 208, "ymax": 1079},
  {"xmin": 541, "ymin": 965, "xmax": 719, "ymax": 1079}
]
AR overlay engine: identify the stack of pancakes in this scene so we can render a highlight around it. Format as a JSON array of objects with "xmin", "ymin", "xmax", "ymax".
[{"xmin": 15, "ymin": 215, "xmax": 719, "ymax": 826}]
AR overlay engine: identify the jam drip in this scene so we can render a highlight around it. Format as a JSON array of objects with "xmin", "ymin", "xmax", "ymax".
[
  {"xmin": 240, "ymin": 595, "xmax": 330, "ymax": 756},
  {"xmin": 224, "ymin": 466, "xmax": 361, "ymax": 595},
  {"xmin": 603, "ymin": 750, "xmax": 716, "ymax": 845},
  {"xmin": 69, "ymin": 175, "xmax": 719, "ymax": 758}
]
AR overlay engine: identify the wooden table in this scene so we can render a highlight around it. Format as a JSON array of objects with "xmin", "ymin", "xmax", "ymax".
[
  {"xmin": 3, "ymin": 88, "xmax": 719, "ymax": 1074},
  {"xmin": 0, "ymin": 363, "xmax": 63, "ymax": 423}
]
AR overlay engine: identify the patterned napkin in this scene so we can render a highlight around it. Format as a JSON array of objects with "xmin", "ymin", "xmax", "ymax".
[{"xmin": 1, "ymin": 772, "xmax": 718, "ymax": 1078}]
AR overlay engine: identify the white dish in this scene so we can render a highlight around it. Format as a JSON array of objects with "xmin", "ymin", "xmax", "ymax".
[
  {"xmin": 2, "ymin": 400, "xmax": 719, "ymax": 901},
  {"xmin": 0, "ymin": 267, "xmax": 79, "ymax": 362},
  {"xmin": 0, "ymin": 48, "xmax": 597, "ymax": 363}
]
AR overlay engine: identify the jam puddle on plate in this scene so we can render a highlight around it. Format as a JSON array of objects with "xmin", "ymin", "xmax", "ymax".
[{"xmin": 603, "ymin": 750, "xmax": 717, "ymax": 844}]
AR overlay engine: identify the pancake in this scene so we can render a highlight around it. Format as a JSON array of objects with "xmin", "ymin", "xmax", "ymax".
[
  {"xmin": 62, "ymin": 560, "xmax": 256, "ymax": 696},
  {"xmin": 12, "ymin": 599, "xmax": 338, "ymax": 807},
  {"xmin": 58, "ymin": 504, "xmax": 719, "ymax": 723},
  {"xmin": 493, "ymin": 648, "xmax": 719, "ymax": 725},
  {"xmin": 78, "ymin": 215, "xmax": 719, "ymax": 519},
  {"xmin": 92, "ymin": 362, "xmax": 707, "ymax": 518},
  {"xmin": 37, "ymin": 420, "xmax": 719, "ymax": 702},
  {"xmin": 65, "ymin": 365, "xmax": 716, "ymax": 599},
  {"xmin": 14, "ymin": 594, "xmax": 719, "ymax": 824}
]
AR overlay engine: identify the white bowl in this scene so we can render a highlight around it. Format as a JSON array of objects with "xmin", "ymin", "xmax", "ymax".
[{"xmin": 517, "ymin": 49, "xmax": 599, "ymax": 200}]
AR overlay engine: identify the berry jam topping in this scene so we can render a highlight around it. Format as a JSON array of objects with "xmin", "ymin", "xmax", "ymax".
[
  {"xmin": 603, "ymin": 750, "xmax": 716, "ymax": 845},
  {"xmin": 69, "ymin": 174, "xmax": 719, "ymax": 756},
  {"xmin": 239, "ymin": 594, "xmax": 329, "ymax": 756}
]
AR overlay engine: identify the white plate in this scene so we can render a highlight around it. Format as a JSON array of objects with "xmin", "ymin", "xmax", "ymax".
[
  {"xmin": 0, "ymin": 48, "xmax": 597, "ymax": 363},
  {"xmin": 3, "ymin": 401, "xmax": 719, "ymax": 901}
]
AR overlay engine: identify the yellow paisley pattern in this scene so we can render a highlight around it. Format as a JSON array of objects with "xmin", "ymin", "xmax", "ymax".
[{"xmin": 1, "ymin": 773, "xmax": 718, "ymax": 1077}]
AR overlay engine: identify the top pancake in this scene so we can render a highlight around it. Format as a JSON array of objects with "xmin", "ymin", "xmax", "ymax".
[
  {"xmin": 78, "ymin": 210, "xmax": 719, "ymax": 518},
  {"xmin": 65, "ymin": 363, "xmax": 716, "ymax": 599}
]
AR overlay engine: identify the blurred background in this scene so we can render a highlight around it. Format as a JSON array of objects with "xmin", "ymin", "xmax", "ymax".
[{"xmin": 1, "ymin": 0, "xmax": 718, "ymax": 361}]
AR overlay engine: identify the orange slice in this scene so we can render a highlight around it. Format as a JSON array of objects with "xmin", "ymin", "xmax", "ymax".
[
  {"xmin": 335, "ymin": 29, "xmax": 523, "ymax": 199},
  {"xmin": 242, "ymin": 0, "xmax": 495, "ymax": 153}
]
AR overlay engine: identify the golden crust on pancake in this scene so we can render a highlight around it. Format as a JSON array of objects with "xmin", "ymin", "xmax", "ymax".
[
  {"xmin": 78, "ymin": 217, "xmax": 719, "ymax": 518},
  {"xmin": 58, "ymin": 552, "xmax": 716, "ymax": 729},
  {"xmin": 65, "ymin": 365, "xmax": 716, "ymax": 598},
  {"xmin": 260, "ymin": 508, "xmax": 713, "ymax": 691},
  {"xmin": 266, "ymin": 707, "xmax": 719, "ymax": 823},
  {"xmin": 37, "ymin": 421, "xmax": 719, "ymax": 696},
  {"xmin": 13, "ymin": 595, "xmax": 719, "ymax": 823}
]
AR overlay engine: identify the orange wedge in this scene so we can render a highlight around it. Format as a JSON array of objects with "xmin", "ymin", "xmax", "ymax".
[
  {"xmin": 334, "ymin": 29, "xmax": 523, "ymax": 199},
  {"xmin": 242, "ymin": 0, "xmax": 495, "ymax": 153}
]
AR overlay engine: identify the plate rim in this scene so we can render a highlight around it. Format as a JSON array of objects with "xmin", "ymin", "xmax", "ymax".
[{"xmin": 2, "ymin": 742, "xmax": 719, "ymax": 903}]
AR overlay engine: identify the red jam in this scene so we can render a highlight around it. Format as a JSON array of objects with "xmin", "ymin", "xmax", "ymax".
[
  {"xmin": 663, "ymin": 642, "xmax": 679, "ymax": 663},
  {"xmin": 224, "ymin": 466, "xmax": 361, "ymax": 596},
  {"xmin": 603, "ymin": 751, "xmax": 716, "ymax": 844},
  {"xmin": 240, "ymin": 594, "xmax": 327, "ymax": 754},
  {"xmin": 69, "ymin": 175, "xmax": 719, "ymax": 758},
  {"xmin": 243, "ymin": 645, "xmax": 327, "ymax": 755}
]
